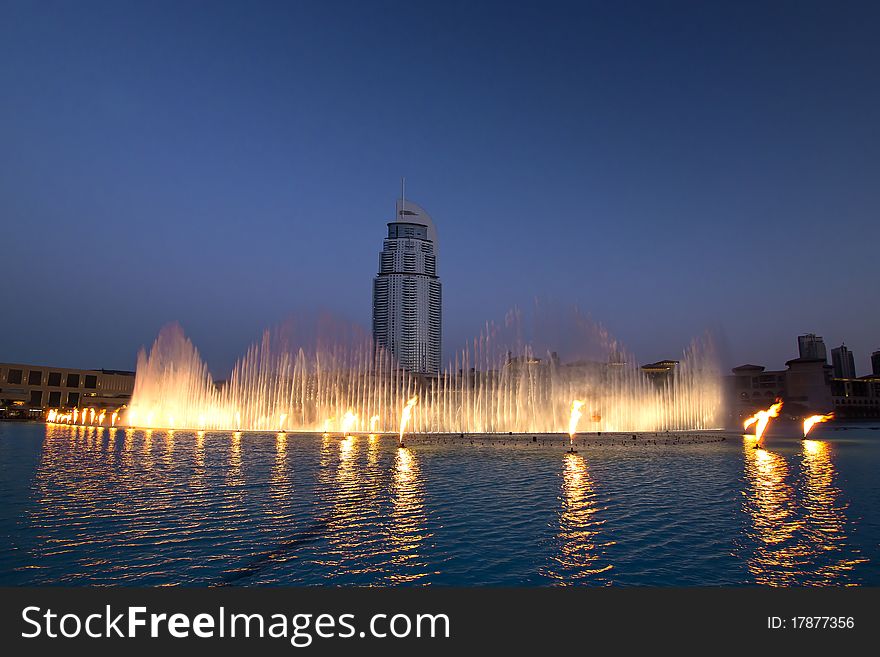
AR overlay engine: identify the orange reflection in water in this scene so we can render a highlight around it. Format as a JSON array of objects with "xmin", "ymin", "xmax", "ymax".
[
  {"xmin": 269, "ymin": 432, "xmax": 290, "ymax": 505},
  {"xmin": 742, "ymin": 444, "xmax": 801, "ymax": 585},
  {"xmin": 388, "ymin": 447, "xmax": 430, "ymax": 584},
  {"xmin": 799, "ymin": 440, "xmax": 867, "ymax": 583},
  {"xmin": 742, "ymin": 439, "xmax": 864, "ymax": 585},
  {"xmin": 545, "ymin": 452, "xmax": 613, "ymax": 584}
]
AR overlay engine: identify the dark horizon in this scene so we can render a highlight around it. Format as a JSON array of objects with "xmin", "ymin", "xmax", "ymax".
[{"xmin": 1, "ymin": 1, "xmax": 878, "ymax": 376}]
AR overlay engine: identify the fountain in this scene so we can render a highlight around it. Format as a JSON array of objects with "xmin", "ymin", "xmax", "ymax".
[{"xmin": 124, "ymin": 306, "xmax": 723, "ymax": 435}]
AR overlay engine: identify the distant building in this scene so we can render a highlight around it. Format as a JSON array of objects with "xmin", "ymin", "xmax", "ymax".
[
  {"xmin": 798, "ymin": 333, "xmax": 827, "ymax": 362},
  {"xmin": 831, "ymin": 344, "xmax": 857, "ymax": 379},
  {"xmin": 641, "ymin": 360, "xmax": 679, "ymax": 386},
  {"xmin": 372, "ymin": 195, "xmax": 442, "ymax": 375},
  {"xmin": 0, "ymin": 362, "xmax": 134, "ymax": 419},
  {"xmin": 728, "ymin": 358, "xmax": 833, "ymax": 421},
  {"xmin": 831, "ymin": 375, "xmax": 880, "ymax": 419},
  {"xmin": 872, "ymin": 349, "xmax": 880, "ymax": 377}
]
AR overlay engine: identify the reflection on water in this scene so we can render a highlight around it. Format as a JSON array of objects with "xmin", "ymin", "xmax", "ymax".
[
  {"xmin": 544, "ymin": 452, "xmax": 613, "ymax": 584},
  {"xmin": 742, "ymin": 439, "xmax": 866, "ymax": 586},
  {"xmin": 388, "ymin": 447, "xmax": 430, "ymax": 584},
  {"xmin": 307, "ymin": 436, "xmax": 431, "ymax": 584},
  {"xmin": 269, "ymin": 432, "xmax": 290, "ymax": 505},
  {"xmin": 4, "ymin": 425, "xmax": 874, "ymax": 585},
  {"xmin": 742, "ymin": 445, "xmax": 801, "ymax": 585},
  {"xmin": 799, "ymin": 440, "xmax": 867, "ymax": 583}
]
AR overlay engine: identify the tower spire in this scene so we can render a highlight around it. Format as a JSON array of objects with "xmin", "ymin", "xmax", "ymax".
[{"xmin": 400, "ymin": 176, "xmax": 406, "ymax": 219}]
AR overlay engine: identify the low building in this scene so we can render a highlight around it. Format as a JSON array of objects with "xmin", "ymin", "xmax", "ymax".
[
  {"xmin": 641, "ymin": 360, "xmax": 679, "ymax": 386},
  {"xmin": 831, "ymin": 375, "xmax": 880, "ymax": 419},
  {"xmin": 0, "ymin": 362, "xmax": 134, "ymax": 419},
  {"xmin": 728, "ymin": 358, "xmax": 833, "ymax": 422}
]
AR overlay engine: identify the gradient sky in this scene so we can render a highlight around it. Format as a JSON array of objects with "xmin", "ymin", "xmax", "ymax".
[{"xmin": 1, "ymin": 0, "xmax": 878, "ymax": 376}]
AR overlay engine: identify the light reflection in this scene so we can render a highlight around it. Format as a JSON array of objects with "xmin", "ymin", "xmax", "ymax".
[
  {"xmin": 799, "ymin": 440, "xmax": 867, "ymax": 583},
  {"xmin": 545, "ymin": 452, "xmax": 613, "ymax": 584},
  {"xmin": 227, "ymin": 432, "xmax": 243, "ymax": 489},
  {"xmin": 741, "ymin": 438, "xmax": 865, "ymax": 586},
  {"xmin": 742, "ymin": 443, "xmax": 801, "ymax": 585},
  {"xmin": 387, "ymin": 447, "xmax": 430, "ymax": 584},
  {"xmin": 269, "ymin": 432, "xmax": 290, "ymax": 505}
]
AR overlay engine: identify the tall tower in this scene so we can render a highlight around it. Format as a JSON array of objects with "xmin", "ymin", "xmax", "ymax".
[
  {"xmin": 372, "ymin": 193, "xmax": 442, "ymax": 375},
  {"xmin": 797, "ymin": 333, "xmax": 827, "ymax": 362},
  {"xmin": 831, "ymin": 343, "xmax": 856, "ymax": 379}
]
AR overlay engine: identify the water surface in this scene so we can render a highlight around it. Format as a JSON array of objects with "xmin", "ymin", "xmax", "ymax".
[{"xmin": 0, "ymin": 423, "xmax": 877, "ymax": 586}]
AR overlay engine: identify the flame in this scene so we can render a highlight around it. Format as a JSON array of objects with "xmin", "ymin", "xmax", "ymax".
[
  {"xmin": 97, "ymin": 411, "xmax": 106, "ymax": 425},
  {"xmin": 398, "ymin": 396, "xmax": 419, "ymax": 446},
  {"xmin": 46, "ymin": 409, "xmax": 57, "ymax": 423},
  {"xmin": 568, "ymin": 400, "xmax": 585, "ymax": 445},
  {"xmin": 370, "ymin": 414, "xmax": 380, "ymax": 432},
  {"xmin": 803, "ymin": 412, "xmax": 834, "ymax": 437},
  {"xmin": 111, "ymin": 411, "xmax": 118, "ymax": 427},
  {"xmin": 342, "ymin": 410, "xmax": 357, "ymax": 436},
  {"xmin": 743, "ymin": 400, "xmax": 783, "ymax": 444}
]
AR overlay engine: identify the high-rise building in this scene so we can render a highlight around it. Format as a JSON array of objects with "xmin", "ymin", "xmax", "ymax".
[
  {"xmin": 798, "ymin": 333, "xmax": 827, "ymax": 362},
  {"xmin": 372, "ymin": 196, "xmax": 442, "ymax": 375},
  {"xmin": 831, "ymin": 344, "xmax": 856, "ymax": 379},
  {"xmin": 872, "ymin": 349, "xmax": 880, "ymax": 377}
]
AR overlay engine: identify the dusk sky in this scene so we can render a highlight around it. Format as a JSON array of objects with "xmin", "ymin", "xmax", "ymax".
[{"xmin": 1, "ymin": 0, "xmax": 878, "ymax": 376}]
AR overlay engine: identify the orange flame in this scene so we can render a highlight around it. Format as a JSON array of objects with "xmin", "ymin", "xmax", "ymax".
[
  {"xmin": 568, "ymin": 400, "xmax": 585, "ymax": 445},
  {"xmin": 398, "ymin": 396, "xmax": 418, "ymax": 446},
  {"xmin": 803, "ymin": 412, "xmax": 834, "ymax": 437},
  {"xmin": 743, "ymin": 400, "xmax": 783, "ymax": 444}
]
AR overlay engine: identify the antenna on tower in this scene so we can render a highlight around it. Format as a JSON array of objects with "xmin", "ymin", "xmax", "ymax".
[{"xmin": 400, "ymin": 176, "xmax": 406, "ymax": 219}]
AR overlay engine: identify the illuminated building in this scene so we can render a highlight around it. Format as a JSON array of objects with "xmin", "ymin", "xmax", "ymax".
[
  {"xmin": 0, "ymin": 362, "xmax": 134, "ymax": 418},
  {"xmin": 372, "ymin": 193, "xmax": 442, "ymax": 375}
]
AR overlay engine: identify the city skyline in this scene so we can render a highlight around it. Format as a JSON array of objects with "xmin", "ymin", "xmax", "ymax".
[{"xmin": 1, "ymin": 1, "xmax": 878, "ymax": 375}]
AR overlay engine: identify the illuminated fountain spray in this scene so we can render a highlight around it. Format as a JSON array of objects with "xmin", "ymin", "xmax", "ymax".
[
  {"xmin": 803, "ymin": 412, "xmax": 834, "ymax": 438},
  {"xmin": 744, "ymin": 400, "xmax": 783, "ymax": 448},
  {"xmin": 342, "ymin": 410, "xmax": 357, "ymax": 437},
  {"xmin": 126, "ymin": 312, "xmax": 723, "ymax": 434},
  {"xmin": 568, "ymin": 400, "xmax": 585, "ymax": 452},
  {"xmin": 398, "ymin": 396, "xmax": 418, "ymax": 448}
]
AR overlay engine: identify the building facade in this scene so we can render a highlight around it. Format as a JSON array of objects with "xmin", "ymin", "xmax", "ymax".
[
  {"xmin": 372, "ymin": 198, "xmax": 442, "ymax": 375},
  {"xmin": 798, "ymin": 333, "xmax": 827, "ymax": 361},
  {"xmin": 831, "ymin": 344, "xmax": 857, "ymax": 379},
  {"xmin": 0, "ymin": 362, "xmax": 135, "ymax": 419},
  {"xmin": 872, "ymin": 349, "xmax": 880, "ymax": 377}
]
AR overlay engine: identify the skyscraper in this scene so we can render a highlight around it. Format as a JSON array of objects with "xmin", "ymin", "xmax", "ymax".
[
  {"xmin": 798, "ymin": 333, "xmax": 827, "ymax": 361},
  {"xmin": 831, "ymin": 344, "xmax": 856, "ymax": 379},
  {"xmin": 872, "ymin": 349, "xmax": 880, "ymax": 377},
  {"xmin": 372, "ymin": 194, "xmax": 442, "ymax": 375}
]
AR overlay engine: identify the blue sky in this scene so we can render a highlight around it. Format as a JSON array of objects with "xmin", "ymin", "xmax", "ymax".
[{"xmin": 1, "ymin": 0, "xmax": 877, "ymax": 375}]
